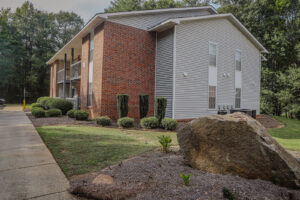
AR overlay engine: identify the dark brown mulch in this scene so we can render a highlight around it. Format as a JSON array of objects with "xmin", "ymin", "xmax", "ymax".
[
  {"xmin": 69, "ymin": 150, "xmax": 300, "ymax": 200},
  {"xmin": 26, "ymin": 113, "xmax": 95, "ymax": 127},
  {"xmin": 256, "ymin": 114, "xmax": 284, "ymax": 129}
]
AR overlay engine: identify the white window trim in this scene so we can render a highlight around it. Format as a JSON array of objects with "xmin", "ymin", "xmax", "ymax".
[
  {"xmin": 208, "ymin": 41, "xmax": 218, "ymax": 110},
  {"xmin": 172, "ymin": 25, "xmax": 177, "ymax": 119},
  {"xmin": 235, "ymin": 49, "xmax": 242, "ymax": 71},
  {"xmin": 234, "ymin": 49, "xmax": 242, "ymax": 109},
  {"xmin": 88, "ymin": 30, "xmax": 94, "ymax": 107}
]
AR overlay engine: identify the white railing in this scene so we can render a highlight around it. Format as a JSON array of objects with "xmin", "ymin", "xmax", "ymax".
[
  {"xmin": 57, "ymin": 69, "xmax": 70, "ymax": 83},
  {"xmin": 70, "ymin": 61, "xmax": 81, "ymax": 80}
]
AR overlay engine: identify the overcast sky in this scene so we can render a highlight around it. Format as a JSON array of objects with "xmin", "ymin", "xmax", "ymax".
[{"xmin": 0, "ymin": 0, "xmax": 112, "ymax": 22}]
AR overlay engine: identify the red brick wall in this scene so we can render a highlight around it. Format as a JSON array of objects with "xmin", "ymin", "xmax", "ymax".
[
  {"xmin": 101, "ymin": 21, "xmax": 156, "ymax": 120},
  {"xmin": 80, "ymin": 34, "xmax": 90, "ymax": 111},
  {"xmin": 52, "ymin": 61, "xmax": 58, "ymax": 97},
  {"xmin": 78, "ymin": 21, "xmax": 155, "ymax": 120},
  {"xmin": 50, "ymin": 64, "xmax": 53, "ymax": 97}
]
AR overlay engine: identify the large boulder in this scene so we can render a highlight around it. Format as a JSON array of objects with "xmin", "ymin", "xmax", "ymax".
[{"xmin": 177, "ymin": 112, "xmax": 300, "ymax": 188}]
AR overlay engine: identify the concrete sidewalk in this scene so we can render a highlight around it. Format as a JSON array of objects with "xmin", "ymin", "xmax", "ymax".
[{"xmin": 0, "ymin": 108, "xmax": 76, "ymax": 200}]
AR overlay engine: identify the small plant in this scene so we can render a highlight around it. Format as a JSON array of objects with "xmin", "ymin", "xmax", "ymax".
[
  {"xmin": 180, "ymin": 173, "xmax": 191, "ymax": 186},
  {"xmin": 222, "ymin": 187, "xmax": 236, "ymax": 200},
  {"xmin": 67, "ymin": 109, "xmax": 76, "ymax": 118},
  {"xmin": 45, "ymin": 108, "xmax": 62, "ymax": 117},
  {"xmin": 96, "ymin": 116, "xmax": 112, "ymax": 126},
  {"xmin": 31, "ymin": 102, "xmax": 42, "ymax": 108},
  {"xmin": 139, "ymin": 94, "xmax": 149, "ymax": 119},
  {"xmin": 140, "ymin": 117, "xmax": 159, "ymax": 129},
  {"xmin": 31, "ymin": 107, "xmax": 45, "ymax": 118},
  {"xmin": 118, "ymin": 117, "xmax": 134, "ymax": 128},
  {"xmin": 117, "ymin": 94, "xmax": 129, "ymax": 118},
  {"xmin": 74, "ymin": 110, "xmax": 89, "ymax": 120},
  {"xmin": 161, "ymin": 118, "xmax": 178, "ymax": 131},
  {"xmin": 158, "ymin": 135, "xmax": 172, "ymax": 153},
  {"xmin": 155, "ymin": 97, "xmax": 167, "ymax": 125}
]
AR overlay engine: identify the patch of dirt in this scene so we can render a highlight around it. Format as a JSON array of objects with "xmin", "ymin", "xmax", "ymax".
[
  {"xmin": 26, "ymin": 113, "xmax": 95, "ymax": 127},
  {"xmin": 256, "ymin": 114, "xmax": 284, "ymax": 128},
  {"xmin": 289, "ymin": 151, "xmax": 300, "ymax": 162},
  {"xmin": 69, "ymin": 150, "xmax": 300, "ymax": 200}
]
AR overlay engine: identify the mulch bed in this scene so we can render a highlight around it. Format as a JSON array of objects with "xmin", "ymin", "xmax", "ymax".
[
  {"xmin": 69, "ymin": 150, "xmax": 300, "ymax": 200},
  {"xmin": 256, "ymin": 114, "xmax": 284, "ymax": 129}
]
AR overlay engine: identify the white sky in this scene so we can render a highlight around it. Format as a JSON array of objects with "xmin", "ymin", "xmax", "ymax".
[{"xmin": 0, "ymin": 0, "xmax": 112, "ymax": 22}]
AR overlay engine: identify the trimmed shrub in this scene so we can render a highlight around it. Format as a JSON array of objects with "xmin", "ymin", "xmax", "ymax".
[
  {"xmin": 161, "ymin": 118, "xmax": 178, "ymax": 131},
  {"xmin": 155, "ymin": 97, "xmax": 167, "ymax": 125},
  {"xmin": 31, "ymin": 107, "xmax": 45, "ymax": 118},
  {"xmin": 117, "ymin": 94, "xmax": 129, "ymax": 118},
  {"xmin": 46, "ymin": 98, "xmax": 73, "ymax": 115},
  {"xmin": 45, "ymin": 108, "xmax": 62, "ymax": 117},
  {"xmin": 74, "ymin": 110, "xmax": 89, "ymax": 120},
  {"xmin": 118, "ymin": 117, "xmax": 134, "ymax": 128},
  {"xmin": 96, "ymin": 116, "xmax": 112, "ymax": 126},
  {"xmin": 37, "ymin": 97, "xmax": 54, "ymax": 109},
  {"xmin": 139, "ymin": 95, "xmax": 149, "ymax": 119},
  {"xmin": 67, "ymin": 109, "xmax": 76, "ymax": 118},
  {"xmin": 140, "ymin": 117, "xmax": 159, "ymax": 129},
  {"xmin": 31, "ymin": 102, "xmax": 42, "ymax": 108}
]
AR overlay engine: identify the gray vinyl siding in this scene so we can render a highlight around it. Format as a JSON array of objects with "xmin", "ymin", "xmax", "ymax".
[
  {"xmin": 174, "ymin": 19, "xmax": 261, "ymax": 119},
  {"xmin": 155, "ymin": 28, "xmax": 174, "ymax": 118},
  {"xmin": 107, "ymin": 10, "xmax": 211, "ymax": 30}
]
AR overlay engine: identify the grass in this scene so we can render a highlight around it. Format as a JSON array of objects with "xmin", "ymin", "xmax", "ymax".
[
  {"xmin": 268, "ymin": 116, "xmax": 300, "ymax": 152},
  {"xmin": 37, "ymin": 125, "xmax": 177, "ymax": 177}
]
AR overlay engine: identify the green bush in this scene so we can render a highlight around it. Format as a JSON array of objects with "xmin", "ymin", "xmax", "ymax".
[
  {"xmin": 46, "ymin": 98, "xmax": 73, "ymax": 115},
  {"xmin": 155, "ymin": 97, "xmax": 167, "ymax": 125},
  {"xmin": 45, "ymin": 108, "xmax": 62, "ymax": 117},
  {"xmin": 31, "ymin": 102, "xmax": 42, "ymax": 108},
  {"xmin": 158, "ymin": 135, "xmax": 172, "ymax": 153},
  {"xmin": 67, "ymin": 109, "xmax": 76, "ymax": 118},
  {"xmin": 117, "ymin": 94, "xmax": 129, "ymax": 118},
  {"xmin": 117, "ymin": 117, "xmax": 134, "ymax": 128},
  {"xmin": 37, "ymin": 97, "xmax": 54, "ymax": 109},
  {"xmin": 31, "ymin": 107, "xmax": 45, "ymax": 118},
  {"xmin": 161, "ymin": 118, "xmax": 178, "ymax": 131},
  {"xmin": 139, "ymin": 95, "xmax": 149, "ymax": 119},
  {"xmin": 140, "ymin": 117, "xmax": 159, "ymax": 129},
  {"xmin": 96, "ymin": 116, "xmax": 112, "ymax": 126},
  {"xmin": 74, "ymin": 110, "xmax": 89, "ymax": 120}
]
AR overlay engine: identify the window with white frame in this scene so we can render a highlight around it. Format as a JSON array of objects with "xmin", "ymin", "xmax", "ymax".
[
  {"xmin": 209, "ymin": 43, "xmax": 217, "ymax": 67},
  {"xmin": 235, "ymin": 51, "xmax": 241, "ymax": 71},
  {"xmin": 209, "ymin": 86, "xmax": 216, "ymax": 109},
  {"xmin": 88, "ymin": 31, "xmax": 94, "ymax": 107},
  {"xmin": 235, "ymin": 88, "xmax": 241, "ymax": 108}
]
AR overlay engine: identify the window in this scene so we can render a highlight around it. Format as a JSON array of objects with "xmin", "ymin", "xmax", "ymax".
[
  {"xmin": 209, "ymin": 43, "xmax": 217, "ymax": 67},
  {"xmin": 235, "ymin": 88, "xmax": 241, "ymax": 108},
  {"xmin": 209, "ymin": 86, "xmax": 216, "ymax": 109},
  {"xmin": 88, "ymin": 31, "xmax": 94, "ymax": 106},
  {"xmin": 235, "ymin": 51, "xmax": 241, "ymax": 71}
]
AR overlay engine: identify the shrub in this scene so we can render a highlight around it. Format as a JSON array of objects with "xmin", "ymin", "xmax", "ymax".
[
  {"xmin": 222, "ymin": 187, "xmax": 236, "ymax": 200},
  {"xmin": 118, "ymin": 117, "xmax": 134, "ymax": 128},
  {"xmin": 117, "ymin": 94, "xmax": 129, "ymax": 118},
  {"xmin": 96, "ymin": 116, "xmax": 112, "ymax": 126},
  {"xmin": 31, "ymin": 102, "xmax": 42, "ymax": 108},
  {"xmin": 155, "ymin": 97, "xmax": 167, "ymax": 125},
  {"xmin": 46, "ymin": 98, "xmax": 73, "ymax": 115},
  {"xmin": 180, "ymin": 173, "xmax": 191, "ymax": 186},
  {"xmin": 31, "ymin": 107, "xmax": 45, "ymax": 118},
  {"xmin": 140, "ymin": 117, "xmax": 159, "ymax": 129},
  {"xmin": 45, "ymin": 108, "xmax": 62, "ymax": 117},
  {"xmin": 161, "ymin": 118, "xmax": 178, "ymax": 131},
  {"xmin": 37, "ymin": 97, "xmax": 54, "ymax": 109},
  {"xmin": 67, "ymin": 109, "xmax": 76, "ymax": 118},
  {"xmin": 74, "ymin": 110, "xmax": 89, "ymax": 120},
  {"xmin": 139, "ymin": 95, "xmax": 149, "ymax": 119},
  {"xmin": 158, "ymin": 135, "xmax": 172, "ymax": 153}
]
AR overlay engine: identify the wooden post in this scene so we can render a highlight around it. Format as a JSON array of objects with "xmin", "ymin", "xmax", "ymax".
[
  {"xmin": 63, "ymin": 53, "xmax": 67, "ymax": 99},
  {"xmin": 69, "ymin": 48, "xmax": 74, "ymax": 98}
]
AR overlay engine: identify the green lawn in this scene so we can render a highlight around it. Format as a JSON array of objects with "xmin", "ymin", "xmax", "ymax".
[
  {"xmin": 37, "ymin": 125, "xmax": 177, "ymax": 177},
  {"xmin": 268, "ymin": 116, "xmax": 300, "ymax": 152}
]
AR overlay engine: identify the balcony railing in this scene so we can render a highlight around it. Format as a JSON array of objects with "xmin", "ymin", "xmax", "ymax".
[
  {"xmin": 57, "ymin": 69, "xmax": 70, "ymax": 83},
  {"xmin": 70, "ymin": 61, "xmax": 81, "ymax": 80}
]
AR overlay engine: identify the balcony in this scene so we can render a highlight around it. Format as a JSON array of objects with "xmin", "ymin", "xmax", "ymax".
[
  {"xmin": 70, "ymin": 61, "xmax": 81, "ymax": 80},
  {"xmin": 57, "ymin": 69, "xmax": 70, "ymax": 83}
]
